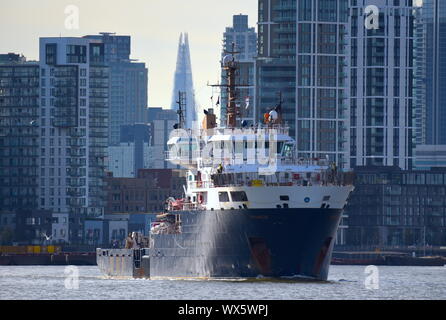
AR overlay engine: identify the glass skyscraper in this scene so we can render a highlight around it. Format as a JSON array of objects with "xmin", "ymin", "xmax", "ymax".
[
  {"xmin": 84, "ymin": 33, "xmax": 148, "ymax": 146},
  {"xmin": 257, "ymin": 0, "xmax": 349, "ymax": 167},
  {"xmin": 421, "ymin": 0, "xmax": 446, "ymax": 145},
  {"xmin": 170, "ymin": 33, "xmax": 196, "ymax": 129}
]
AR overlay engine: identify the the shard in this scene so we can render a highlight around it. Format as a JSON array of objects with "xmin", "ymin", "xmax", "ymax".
[{"xmin": 170, "ymin": 32, "xmax": 196, "ymax": 129}]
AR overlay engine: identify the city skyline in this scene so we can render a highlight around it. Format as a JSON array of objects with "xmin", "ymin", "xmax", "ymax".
[{"xmin": 0, "ymin": 0, "xmax": 257, "ymax": 110}]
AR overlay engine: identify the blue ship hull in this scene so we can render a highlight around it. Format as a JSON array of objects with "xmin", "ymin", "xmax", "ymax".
[{"xmin": 97, "ymin": 208, "xmax": 342, "ymax": 281}]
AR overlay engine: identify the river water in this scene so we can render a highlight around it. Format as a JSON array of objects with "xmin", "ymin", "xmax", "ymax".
[{"xmin": 0, "ymin": 265, "xmax": 444, "ymax": 300}]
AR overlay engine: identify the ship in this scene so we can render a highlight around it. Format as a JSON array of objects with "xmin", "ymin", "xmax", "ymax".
[{"xmin": 96, "ymin": 49, "xmax": 355, "ymax": 281}]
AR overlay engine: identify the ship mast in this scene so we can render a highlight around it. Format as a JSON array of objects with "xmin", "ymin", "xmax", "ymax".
[
  {"xmin": 224, "ymin": 44, "xmax": 238, "ymax": 128},
  {"xmin": 209, "ymin": 43, "xmax": 250, "ymax": 128},
  {"xmin": 176, "ymin": 91, "xmax": 186, "ymax": 129}
]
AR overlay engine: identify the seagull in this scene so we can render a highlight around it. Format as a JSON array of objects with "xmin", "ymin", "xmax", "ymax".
[{"xmin": 41, "ymin": 232, "xmax": 52, "ymax": 241}]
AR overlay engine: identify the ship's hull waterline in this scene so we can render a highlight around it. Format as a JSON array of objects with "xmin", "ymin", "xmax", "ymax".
[{"xmin": 97, "ymin": 207, "xmax": 343, "ymax": 281}]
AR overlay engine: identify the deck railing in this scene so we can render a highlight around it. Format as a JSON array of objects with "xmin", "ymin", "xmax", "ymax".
[{"xmin": 188, "ymin": 171, "xmax": 355, "ymax": 189}]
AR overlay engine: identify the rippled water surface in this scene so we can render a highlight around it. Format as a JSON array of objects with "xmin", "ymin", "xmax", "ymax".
[{"xmin": 0, "ymin": 265, "xmax": 445, "ymax": 300}]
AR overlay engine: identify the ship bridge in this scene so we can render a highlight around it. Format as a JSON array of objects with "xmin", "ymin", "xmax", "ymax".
[{"xmin": 166, "ymin": 126, "xmax": 298, "ymax": 170}]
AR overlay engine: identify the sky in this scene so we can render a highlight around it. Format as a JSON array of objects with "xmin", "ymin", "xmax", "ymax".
[{"xmin": 0, "ymin": 0, "xmax": 257, "ymax": 109}]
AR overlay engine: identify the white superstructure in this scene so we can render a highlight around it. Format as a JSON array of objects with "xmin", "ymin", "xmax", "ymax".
[{"xmin": 166, "ymin": 125, "xmax": 354, "ymax": 213}]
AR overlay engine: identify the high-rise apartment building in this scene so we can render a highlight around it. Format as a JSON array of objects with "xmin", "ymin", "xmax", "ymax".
[
  {"xmin": 0, "ymin": 54, "xmax": 47, "ymax": 244},
  {"xmin": 349, "ymin": 0, "xmax": 414, "ymax": 170},
  {"xmin": 84, "ymin": 33, "xmax": 148, "ymax": 146},
  {"xmin": 0, "ymin": 55, "xmax": 39, "ymax": 213},
  {"xmin": 220, "ymin": 14, "xmax": 257, "ymax": 125},
  {"xmin": 414, "ymin": 0, "xmax": 446, "ymax": 145},
  {"xmin": 39, "ymin": 38, "xmax": 109, "ymax": 244},
  {"xmin": 257, "ymin": 0, "xmax": 349, "ymax": 167},
  {"xmin": 257, "ymin": 0, "xmax": 297, "ymax": 137},
  {"xmin": 107, "ymin": 62, "xmax": 148, "ymax": 145}
]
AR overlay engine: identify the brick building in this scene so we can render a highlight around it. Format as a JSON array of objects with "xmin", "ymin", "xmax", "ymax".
[{"xmin": 105, "ymin": 169, "xmax": 186, "ymax": 214}]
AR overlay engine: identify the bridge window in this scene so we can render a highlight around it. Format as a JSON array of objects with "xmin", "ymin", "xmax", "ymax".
[
  {"xmin": 281, "ymin": 143, "xmax": 293, "ymax": 157},
  {"xmin": 219, "ymin": 192, "xmax": 230, "ymax": 202},
  {"xmin": 230, "ymin": 191, "xmax": 248, "ymax": 202},
  {"xmin": 280, "ymin": 195, "xmax": 289, "ymax": 201}
]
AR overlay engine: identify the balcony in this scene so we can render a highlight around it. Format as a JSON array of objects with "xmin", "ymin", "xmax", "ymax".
[
  {"xmin": 274, "ymin": 48, "xmax": 296, "ymax": 55},
  {"xmin": 274, "ymin": 16, "xmax": 296, "ymax": 23},
  {"xmin": 89, "ymin": 93, "xmax": 108, "ymax": 99},
  {"xmin": 89, "ymin": 71, "xmax": 108, "ymax": 78},
  {"xmin": 68, "ymin": 198, "xmax": 86, "ymax": 207},
  {"xmin": 68, "ymin": 140, "xmax": 85, "ymax": 147},
  {"xmin": 67, "ymin": 180, "xmax": 86, "ymax": 187},
  {"xmin": 55, "ymin": 97, "xmax": 77, "ymax": 106},
  {"xmin": 54, "ymin": 80, "xmax": 77, "ymax": 87},
  {"xmin": 67, "ymin": 170, "xmax": 85, "ymax": 177},
  {"xmin": 89, "ymin": 121, "xmax": 108, "ymax": 128},
  {"xmin": 88, "ymin": 190, "xmax": 107, "ymax": 199},
  {"xmin": 89, "ymin": 111, "xmax": 108, "ymax": 118},
  {"xmin": 68, "ymin": 149, "xmax": 86, "ymax": 158},
  {"xmin": 67, "ymin": 158, "xmax": 85, "ymax": 166},
  {"xmin": 68, "ymin": 130, "xmax": 86, "ymax": 138},
  {"xmin": 276, "ymin": 26, "xmax": 296, "ymax": 33},
  {"xmin": 54, "ymin": 70, "xmax": 77, "ymax": 77},
  {"xmin": 89, "ymin": 151, "xmax": 107, "ymax": 158},
  {"xmin": 88, "ymin": 170, "xmax": 106, "ymax": 178},
  {"xmin": 273, "ymin": 38, "xmax": 294, "ymax": 45},
  {"xmin": 88, "ymin": 180, "xmax": 106, "ymax": 187},
  {"xmin": 54, "ymin": 110, "xmax": 77, "ymax": 118},
  {"xmin": 67, "ymin": 189, "xmax": 85, "ymax": 197},
  {"xmin": 89, "ymin": 132, "xmax": 107, "ymax": 138},
  {"xmin": 274, "ymin": 4, "xmax": 296, "ymax": 10},
  {"xmin": 89, "ymin": 165, "xmax": 107, "ymax": 173},
  {"xmin": 261, "ymin": 71, "xmax": 296, "ymax": 77},
  {"xmin": 53, "ymin": 118, "xmax": 77, "ymax": 128},
  {"xmin": 89, "ymin": 81, "xmax": 108, "ymax": 89}
]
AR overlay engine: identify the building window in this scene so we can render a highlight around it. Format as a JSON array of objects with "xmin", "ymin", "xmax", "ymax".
[
  {"xmin": 45, "ymin": 44, "xmax": 57, "ymax": 65},
  {"xmin": 67, "ymin": 45, "xmax": 87, "ymax": 64}
]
